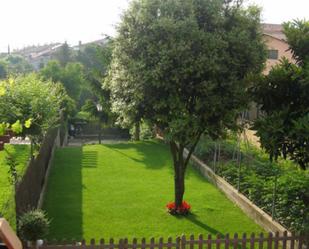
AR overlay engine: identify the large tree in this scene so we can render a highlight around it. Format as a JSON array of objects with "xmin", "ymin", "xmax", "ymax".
[
  {"xmin": 108, "ymin": 0, "xmax": 266, "ymax": 210},
  {"xmin": 252, "ymin": 20, "xmax": 309, "ymax": 170}
]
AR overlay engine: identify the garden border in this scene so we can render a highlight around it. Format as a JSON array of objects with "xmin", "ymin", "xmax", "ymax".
[
  {"xmin": 37, "ymin": 128, "xmax": 61, "ymax": 209},
  {"xmin": 184, "ymin": 149, "xmax": 290, "ymax": 234}
]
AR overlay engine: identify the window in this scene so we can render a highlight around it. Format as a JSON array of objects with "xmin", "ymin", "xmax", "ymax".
[{"xmin": 267, "ymin": 50, "xmax": 279, "ymax": 60}]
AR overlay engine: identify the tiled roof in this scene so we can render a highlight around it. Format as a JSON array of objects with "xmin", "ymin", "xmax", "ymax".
[{"xmin": 262, "ymin": 23, "xmax": 287, "ymax": 41}]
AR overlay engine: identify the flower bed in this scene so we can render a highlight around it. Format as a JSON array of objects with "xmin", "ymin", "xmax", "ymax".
[{"xmin": 166, "ymin": 201, "xmax": 191, "ymax": 215}]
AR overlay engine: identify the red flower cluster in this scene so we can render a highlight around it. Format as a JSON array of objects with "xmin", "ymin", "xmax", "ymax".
[{"xmin": 166, "ymin": 201, "xmax": 191, "ymax": 215}]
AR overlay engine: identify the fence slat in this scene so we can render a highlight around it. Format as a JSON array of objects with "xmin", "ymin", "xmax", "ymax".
[
  {"xmin": 109, "ymin": 238, "xmax": 114, "ymax": 249},
  {"xmin": 282, "ymin": 231, "xmax": 287, "ymax": 249},
  {"xmin": 224, "ymin": 234, "xmax": 229, "ymax": 249},
  {"xmin": 124, "ymin": 238, "xmax": 129, "ymax": 249},
  {"xmin": 258, "ymin": 233, "xmax": 264, "ymax": 249},
  {"xmin": 132, "ymin": 238, "xmax": 138, "ymax": 249},
  {"xmin": 176, "ymin": 237, "xmax": 181, "ymax": 249},
  {"xmin": 182, "ymin": 235, "xmax": 186, "ymax": 249},
  {"xmin": 189, "ymin": 235, "xmax": 194, "ymax": 249},
  {"xmin": 158, "ymin": 237, "xmax": 164, "ymax": 249},
  {"xmin": 167, "ymin": 237, "xmax": 172, "ymax": 249},
  {"xmin": 267, "ymin": 233, "xmax": 273, "ymax": 249},
  {"xmin": 216, "ymin": 234, "xmax": 221, "ymax": 249},
  {"xmin": 274, "ymin": 232, "xmax": 279, "ymax": 249},
  {"xmin": 250, "ymin": 233, "xmax": 255, "ymax": 249},
  {"xmin": 100, "ymin": 239, "xmax": 105, "ymax": 249},
  {"xmin": 150, "ymin": 238, "xmax": 155, "ymax": 249},
  {"xmin": 233, "ymin": 233, "xmax": 238, "ymax": 249},
  {"xmin": 141, "ymin": 238, "xmax": 147, "ymax": 249},
  {"xmin": 290, "ymin": 232, "xmax": 295, "ymax": 249},
  {"xmin": 205, "ymin": 234, "xmax": 210, "ymax": 249},
  {"xmin": 241, "ymin": 233, "xmax": 247, "ymax": 249}
]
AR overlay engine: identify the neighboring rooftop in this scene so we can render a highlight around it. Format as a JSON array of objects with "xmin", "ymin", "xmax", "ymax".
[{"xmin": 262, "ymin": 23, "xmax": 286, "ymax": 41}]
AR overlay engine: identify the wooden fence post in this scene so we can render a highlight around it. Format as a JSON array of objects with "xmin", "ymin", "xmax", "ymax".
[
  {"xmin": 132, "ymin": 238, "xmax": 137, "ymax": 249},
  {"xmin": 141, "ymin": 238, "xmax": 146, "ymax": 249},
  {"xmin": 216, "ymin": 234, "xmax": 221, "ymax": 249},
  {"xmin": 258, "ymin": 233, "xmax": 264, "ymax": 249},
  {"xmin": 198, "ymin": 234, "xmax": 203, "ymax": 249},
  {"xmin": 207, "ymin": 234, "xmax": 212, "ymax": 249},
  {"xmin": 224, "ymin": 234, "xmax": 229, "ymax": 249},
  {"xmin": 176, "ymin": 237, "xmax": 181, "ymax": 249},
  {"xmin": 167, "ymin": 237, "xmax": 172, "ymax": 249},
  {"xmin": 100, "ymin": 239, "xmax": 105, "ymax": 249},
  {"xmin": 181, "ymin": 235, "xmax": 186, "ymax": 249},
  {"xmin": 189, "ymin": 235, "xmax": 194, "ymax": 249},
  {"xmin": 267, "ymin": 233, "xmax": 273, "ymax": 249},
  {"xmin": 241, "ymin": 233, "xmax": 247, "ymax": 249},
  {"xmin": 150, "ymin": 238, "xmax": 155, "ymax": 249},
  {"xmin": 233, "ymin": 233, "xmax": 238, "ymax": 249},
  {"xmin": 290, "ymin": 232, "xmax": 295, "ymax": 249},
  {"xmin": 250, "ymin": 233, "xmax": 255, "ymax": 249},
  {"xmin": 158, "ymin": 237, "xmax": 163, "ymax": 249}
]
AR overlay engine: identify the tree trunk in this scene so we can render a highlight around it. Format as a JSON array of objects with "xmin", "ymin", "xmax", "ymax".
[
  {"xmin": 170, "ymin": 142, "xmax": 186, "ymax": 208},
  {"xmin": 134, "ymin": 122, "xmax": 140, "ymax": 141},
  {"xmin": 174, "ymin": 164, "xmax": 185, "ymax": 207}
]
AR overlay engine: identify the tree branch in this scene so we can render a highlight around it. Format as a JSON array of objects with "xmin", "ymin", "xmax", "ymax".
[{"xmin": 184, "ymin": 131, "xmax": 203, "ymax": 168}]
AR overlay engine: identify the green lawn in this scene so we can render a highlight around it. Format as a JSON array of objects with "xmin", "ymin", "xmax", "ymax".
[
  {"xmin": 43, "ymin": 140, "xmax": 263, "ymax": 240},
  {"xmin": 0, "ymin": 144, "xmax": 30, "ymax": 228}
]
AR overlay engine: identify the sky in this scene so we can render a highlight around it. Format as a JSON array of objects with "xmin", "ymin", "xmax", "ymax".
[{"xmin": 0, "ymin": 0, "xmax": 308, "ymax": 52}]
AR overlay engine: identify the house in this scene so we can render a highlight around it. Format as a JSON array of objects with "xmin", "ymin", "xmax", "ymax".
[
  {"xmin": 262, "ymin": 23, "xmax": 295, "ymax": 74},
  {"xmin": 247, "ymin": 23, "xmax": 295, "ymax": 120}
]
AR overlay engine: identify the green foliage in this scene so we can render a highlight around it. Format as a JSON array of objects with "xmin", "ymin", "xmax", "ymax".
[
  {"xmin": 108, "ymin": 0, "xmax": 266, "ymax": 145},
  {"xmin": 4, "ymin": 55, "xmax": 33, "ymax": 75},
  {"xmin": 76, "ymin": 40, "xmax": 115, "ymax": 124},
  {"xmin": 195, "ymin": 136, "xmax": 309, "ymax": 233},
  {"xmin": 0, "ymin": 74, "xmax": 68, "ymax": 142},
  {"xmin": 251, "ymin": 58, "xmax": 309, "ymax": 169},
  {"xmin": 53, "ymin": 42, "xmax": 72, "ymax": 67},
  {"xmin": 0, "ymin": 60, "xmax": 8, "ymax": 79},
  {"xmin": 5, "ymin": 153, "xmax": 18, "ymax": 185},
  {"xmin": 18, "ymin": 209, "xmax": 50, "ymax": 241},
  {"xmin": 283, "ymin": 19, "xmax": 309, "ymax": 64},
  {"xmin": 108, "ymin": 0, "xmax": 266, "ymax": 207},
  {"xmin": 0, "ymin": 144, "xmax": 30, "ymax": 229},
  {"xmin": 129, "ymin": 121, "xmax": 154, "ymax": 140},
  {"xmin": 40, "ymin": 60, "xmax": 86, "ymax": 103}
]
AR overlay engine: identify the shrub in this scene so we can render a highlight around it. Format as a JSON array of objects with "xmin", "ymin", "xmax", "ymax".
[
  {"xmin": 195, "ymin": 136, "xmax": 309, "ymax": 233},
  {"xmin": 18, "ymin": 209, "xmax": 50, "ymax": 242}
]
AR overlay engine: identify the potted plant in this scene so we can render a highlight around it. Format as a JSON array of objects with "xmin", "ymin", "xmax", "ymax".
[{"xmin": 18, "ymin": 209, "xmax": 50, "ymax": 248}]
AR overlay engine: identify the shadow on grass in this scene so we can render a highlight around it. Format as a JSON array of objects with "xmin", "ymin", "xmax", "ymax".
[
  {"xmin": 174, "ymin": 213, "xmax": 223, "ymax": 236},
  {"xmin": 82, "ymin": 150, "xmax": 98, "ymax": 168},
  {"xmin": 104, "ymin": 140, "xmax": 170, "ymax": 170},
  {"xmin": 44, "ymin": 147, "xmax": 83, "ymax": 240}
]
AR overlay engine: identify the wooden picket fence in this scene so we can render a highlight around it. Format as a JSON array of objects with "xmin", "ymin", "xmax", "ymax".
[{"xmin": 35, "ymin": 232, "xmax": 308, "ymax": 249}]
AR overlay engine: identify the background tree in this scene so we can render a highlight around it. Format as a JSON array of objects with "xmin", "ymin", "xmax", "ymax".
[
  {"xmin": 108, "ymin": 0, "xmax": 266, "ymax": 209},
  {"xmin": 0, "ymin": 74, "xmax": 69, "ymax": 150},
  {"xmin": 0, "ymin": 60, "xmax": 8, "ymax": 79},
  {"xmin": 53, "ymin": 41, "xmax": 72, "ymax": 67},
  {"xmin": 252, "ymin": 20, "xmax": 309, "ymax": 170},
  {"xmin": 77, "ymin": 39, "xmax": 115, "ymax": 124},
  {"xmin": 1, "ymin": 55, "xmax": 33, "ymax": 75},
  {"xmin": 40, "ymin": 60, "xmax": 86, "ymax": 105}
]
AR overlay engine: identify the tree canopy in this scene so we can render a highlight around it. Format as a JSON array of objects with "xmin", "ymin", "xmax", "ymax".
[
  {"xmin": 0, "ymin": 74, "xmax": 69, "ymax": 142},
  {"xmin": 108, "ymin": 0, "xmax": 266, "ymax": 209},
  {"xmin": 252, "ymin": 19, "xmax": 309, "ymax": 170}
]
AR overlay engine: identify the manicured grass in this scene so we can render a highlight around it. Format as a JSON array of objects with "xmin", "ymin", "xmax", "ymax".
[
  {"xmin": 43, "ymin": 140, "xmax": 263, "ymax": 240},
  {"xmin": 0, "ymin": 144, "xmax": 30, "ymax": 228}
]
